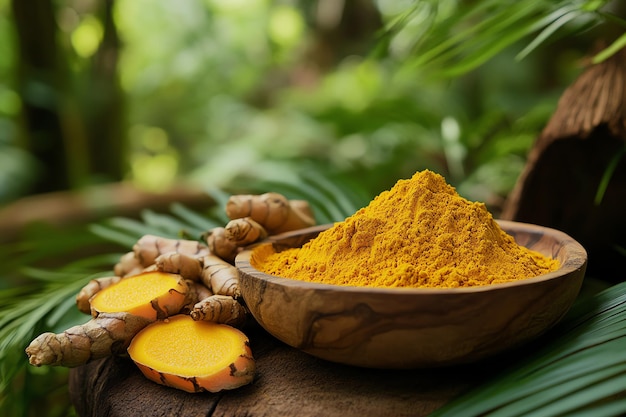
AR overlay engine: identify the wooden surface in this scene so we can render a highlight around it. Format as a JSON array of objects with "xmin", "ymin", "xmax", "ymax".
[
  {"xmin": 237, "ymin": 221, "xmax": 587, "ymax": 368},
  {"xmin": 69, "ymin": 222, "xmax": 587, "ymax": 416},
  {"xmin": 69, "ymin": 321, "xmax": 486, "ymax": 417}
]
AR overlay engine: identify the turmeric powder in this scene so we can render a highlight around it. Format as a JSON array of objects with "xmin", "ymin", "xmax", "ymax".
[{"xmin": 253, "ymin": 170, "xmax": 560, "ymax": 288}]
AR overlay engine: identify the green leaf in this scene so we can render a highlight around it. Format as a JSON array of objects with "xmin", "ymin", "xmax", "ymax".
[
  {"xmin": 592, "ymin": 32, "xmax": 626, "ymax": 64},
  {"xmin": 431, "ymin": 282, "xmax": 626, "ymax": 417},
  {"xmin": 169, "ymin": 202, "xmax": 222, "ymax": 232},
  {"xmin": 140, "ymin": 209, "xmax": 196, "ymax": 237},
  {"xmin": 408, "ymin": 0, "xmax": 541, "ymax": 70},
  {"xmin": 567, "ymin": 397, "xmax": 626, "ymax": 417},
  {"xmin": 88, "ymin": 222, "xmax": 140, "ymax": 248},
  {"xmin": 516, "ymin": 9, "xmax": 584, "ymax": 61}
]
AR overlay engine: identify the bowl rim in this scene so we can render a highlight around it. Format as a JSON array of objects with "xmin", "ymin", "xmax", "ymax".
[{"xmin": 235, "ymin": 219, "xmax": 588, "ymax": 295}]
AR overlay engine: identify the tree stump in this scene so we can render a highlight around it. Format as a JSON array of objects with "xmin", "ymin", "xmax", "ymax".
[
  {"xmin": 502, "ymin": 46, "xmax": 626, "ymax": 279},
  {"xmin": 69, "ymin": 322, "xmax": 485, "ymax": 417}
]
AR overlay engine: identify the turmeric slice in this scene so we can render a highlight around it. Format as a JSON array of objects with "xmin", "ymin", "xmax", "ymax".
[
  {"xmin": 127, "ymin": 315, "xmax": 255, "ymax": 393},
  {"xmin": 89, "ymin": 271, "xmax": 189, "ymax": 321}
]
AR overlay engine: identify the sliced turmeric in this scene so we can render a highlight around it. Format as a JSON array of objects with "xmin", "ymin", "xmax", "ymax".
[
  {"xmin": 127, "ymin": 315, "xmax": 255, "ymax": 393},
  {"xmin": 26, "ymin": 312, "xmax": 152, "ymax": 367},
  {"xmin": 89, "ymin": 271, "xmax": 190, "ymax": 321},
  {"xmin": 25, "ymin": 191, "xmax": 319, "ymax": 392}
]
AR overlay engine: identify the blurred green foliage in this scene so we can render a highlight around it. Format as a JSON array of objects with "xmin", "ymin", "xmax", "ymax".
[
  {"xmin": 1, "ymin": 1, "xmax": 625, "ymax": 416},
  {"xmin": 1, "ymin": 0, "xmax": 622, "ymax": 206}
]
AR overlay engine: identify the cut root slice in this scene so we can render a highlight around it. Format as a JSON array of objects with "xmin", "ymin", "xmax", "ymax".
[
  {"xmin": 128, "ymin": 315, "xmax": 255, "ymax": 393},
  {"xmin": 89, "ymin": 271, "xmax": 189, "ymax": 320}
]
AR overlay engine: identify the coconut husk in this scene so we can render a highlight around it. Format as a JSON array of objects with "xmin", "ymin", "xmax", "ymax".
[{"xmin": 501, "ymin": 46, "xmax": 626, "ymax": 278}]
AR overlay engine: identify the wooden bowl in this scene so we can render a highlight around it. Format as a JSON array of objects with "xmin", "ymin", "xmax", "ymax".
[{"xmin": 236, "ymin": 220, "xmax": 587, "ymax": 369}]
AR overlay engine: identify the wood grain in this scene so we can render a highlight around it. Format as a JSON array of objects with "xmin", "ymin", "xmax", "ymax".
[
  {"xmin": 237, "ymin": 221, "xmax": 587, "ymax": 368},
  {"xmin": 69, "ymin": 221, "xmax": 587, "ymax": 416},
  {"xmin": 69, "ymin": 322, "xmax": 481, "ymax": 417}
]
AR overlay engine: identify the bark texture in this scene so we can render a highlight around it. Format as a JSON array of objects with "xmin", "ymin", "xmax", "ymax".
[
  {"xmin": 69, "ymin": 322, "xmax": 482, "ymax": 417},
  {"xmin": 502, "ymin": 46, "xmax": 626, "ymax": 278}
]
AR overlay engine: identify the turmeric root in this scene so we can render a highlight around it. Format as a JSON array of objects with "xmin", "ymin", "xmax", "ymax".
[
  {"xmin": 224, "ymin": 217, "xmax": 268, "ymax": 246},
  {"xmin": 201, "ymin": 255, "xmax": 241, "ymax": 298},
  {"xmin": 26, "ymin": 192, "xmax": 314, "ymax": 385},
  {"xmin": 26, "ymin": 312, "xmax": 152, "ymax": 367},
  {"xmin": 289, "ymin": 199, "xmax": 315, "ymax": 224},
  {"xmin": 190, "ymin": 295, "xmax": 248, "ymax": 327},
  {"xmin": 225, "ymin": 192, "xmax": 315, "ymax": 234},
  {"xmin": 76, "ymin": 276, "xmax": 122, "ymax": 314},
  {"xmin": 188, "ymin": 280, "xmax": 213, "ymax": 302},
  {"xmin": 155, "ymin": 252, "xmax": 203, "ymax": 279},
  {"xmin": 156, "ymin": 253, "xmax": 240, "ymax": 298},
  {"xmin": 127, "ymin": 315, "xmax": 255, "ymax": 393},
  {"xmin": 156, "ymin": 253, "xmax": 244, "ymax": 324},
  {"xmin": 89, "ymin": 271, "xmax": 190, "ymax": 321},
  {"xmin": 132, "ymin": 235, "xmax": 210, "ymax": 267},
  {"xmin": 204, "ymin": 226, "xmax": 239, "ymax": 263},
  {"xmin": 114, "ymin": 251, "xmax": 144, "ymax": 277},
  {"xmin": 180, "ymin": 280, "xmax": 213, "ymax": 314}
]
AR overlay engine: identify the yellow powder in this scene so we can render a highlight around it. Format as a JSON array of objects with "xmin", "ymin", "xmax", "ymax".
[{"xmin": 253, "ymin": 170, "xmax": 560, "ymax": 288}]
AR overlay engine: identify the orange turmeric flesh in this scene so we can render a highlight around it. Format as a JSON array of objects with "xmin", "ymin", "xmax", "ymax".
[
  {"xmin": 89, "ymin": 271, "xmax": 189, "ymax": 320},
  {"xmin": 127, "ymin": 315, "xmax": 255, "ymax": 393}
]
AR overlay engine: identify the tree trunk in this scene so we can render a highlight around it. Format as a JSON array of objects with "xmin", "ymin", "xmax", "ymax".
[
  {"xmin": 11, "ymin": 0, "xmax": 70, "ymax": 193},
  {"xmin": 86, "ymin": 0, "xmax": 127, "ymax": 183},
  {"xmin": 10, "ymin": 0, "xmax": 126, "ymax": 194}
]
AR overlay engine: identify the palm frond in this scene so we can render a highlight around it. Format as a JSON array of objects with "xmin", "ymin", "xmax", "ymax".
[
  {"xmin": 431, "ymin": 282, "xmax": 626, "ymax": 417},
  {"xmin": 384, "ymin": 0, "xmax": 616, "ymax": 77},
  {"xmin": 593, "ymin": 31, "xmax": 626, "ymax": 63},
  {"xmin": 592, "ymin": 9, "xmax": 626, "ymax": 63},
  {"xmin": 595, "ymin": 145, "xmax": 626, "ymax": 205},
  {"xmin": 0, "ymin": 269, "xmax": 98, "ymax": 400},
  {"xmin": 0, "ymin": 172, "xmax": 363, "ymax": 401},
  {"xmin": 3, "ymin": 172, "xmax": 625, "ymax": 417}
]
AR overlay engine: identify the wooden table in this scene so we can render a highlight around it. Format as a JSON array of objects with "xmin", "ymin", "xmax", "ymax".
[{"xmin": 69, "ymin": 322, "xmax": 489, "ymax": 417}]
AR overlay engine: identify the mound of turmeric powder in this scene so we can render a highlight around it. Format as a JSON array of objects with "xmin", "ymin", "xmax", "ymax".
[{"xmin": 253, "ymin": 170, "xmax": 560, "ymax": 288}]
